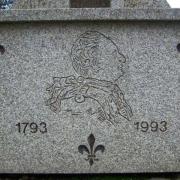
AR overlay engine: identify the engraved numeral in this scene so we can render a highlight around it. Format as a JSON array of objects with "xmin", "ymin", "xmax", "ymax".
[
  {"xmin": 160, "ymin": 121, "xmax": 167, "ymax": 132},
  {"xmin": 134, "ymin": 121, "xmax": 167, "ymax": 132},
  {"xmin": 15, "ymin": 122, "xmax": 47, "ymax": 135},
  {"xmin": 39, "ymin": 122, "xmax": 47, "ymax": 134}
]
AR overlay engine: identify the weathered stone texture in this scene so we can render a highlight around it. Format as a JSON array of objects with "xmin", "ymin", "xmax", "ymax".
[
  {"xmin": 124, "ymin": 0, "xmax": 170, "ymax": 8},
  {"xmin": 12, "ymin": 0, "xmax": 69, "ymax": 9},
  {"xmin": 12, "ymin": 0, "xmax": 170, "ymax": 9},
  {"xmin": 0, "ymin": 21, "xmax": 179, "ymax": 173},
  {"xmin": 1, "ymin": 9, "xmax": 180, "ymax": 22},
  {"xmin": 0, "ymin": 0, "xmax": 178, "ymax": 175}
]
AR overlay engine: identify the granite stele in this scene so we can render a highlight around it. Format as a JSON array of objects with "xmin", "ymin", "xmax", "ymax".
[{"xmin": 0, "ymin": 0, "xmax": 180, "ymax": 173}]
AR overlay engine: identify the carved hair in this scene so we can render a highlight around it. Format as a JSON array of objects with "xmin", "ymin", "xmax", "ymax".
[{"xmin": 71, "ymin": 31, "xmax": 117, "ymax": 77}]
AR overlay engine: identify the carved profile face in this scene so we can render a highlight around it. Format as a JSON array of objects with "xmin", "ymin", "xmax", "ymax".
[
  {"xmin": 46, "ymin": 31, "xmax": 132, "ymax": 124},
  {"xmin": 71, "ymin": 31, "xmax": 126, "ymax": 82}
]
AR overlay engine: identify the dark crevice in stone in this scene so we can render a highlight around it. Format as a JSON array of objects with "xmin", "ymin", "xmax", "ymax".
[
  {"xmin": 0, "ymin": 45, "xmax": 5, "ymax": 55},
  {"xmin": 177, "ymin": 43, "xmax": 180, "ymax": 52}
]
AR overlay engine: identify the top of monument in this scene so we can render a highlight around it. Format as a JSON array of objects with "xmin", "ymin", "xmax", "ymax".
[
  {"xmin": 0, "ymin": 0, "xmax": 177, "ymax": 22},
  {"xmin": 0, "ymin": 8, "xmax": 179, "ymax": 22},
  {"xmin": 6, "ymin": 0, "xmax": 170, "ymax": 9}
]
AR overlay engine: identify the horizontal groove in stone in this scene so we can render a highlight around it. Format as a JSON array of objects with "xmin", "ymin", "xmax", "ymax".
[{"xmin": 0, "ymin": 8, "xmax": 180, "ymax": 22}]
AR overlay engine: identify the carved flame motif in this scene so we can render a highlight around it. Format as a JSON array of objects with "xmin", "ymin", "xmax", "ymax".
[{"xmin": 78, "ymin": 134, "xmax": 105, "ymax": 166}]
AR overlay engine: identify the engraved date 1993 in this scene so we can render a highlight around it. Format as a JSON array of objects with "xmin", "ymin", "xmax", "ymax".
[
  {"xmin": 15, "ymin": 122, "xmax": 47, "ymax": 135},
  {"xmin": 134, "ymin": 121, "xmax": 167, "ymax": 132}
]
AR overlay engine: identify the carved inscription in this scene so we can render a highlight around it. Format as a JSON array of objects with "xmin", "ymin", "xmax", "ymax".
[
  {"xmin": 15, "ymin": 122, "xmax": 47, "ymax": 135},
  {"xmin": 134, "ymin": 121, "xmax": 168, "ymax": 132}
]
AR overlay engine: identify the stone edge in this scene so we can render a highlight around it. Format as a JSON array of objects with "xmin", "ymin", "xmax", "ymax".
[{"xmin": 0, "ymin": 8, "xmax": 180, "ymax": 22}]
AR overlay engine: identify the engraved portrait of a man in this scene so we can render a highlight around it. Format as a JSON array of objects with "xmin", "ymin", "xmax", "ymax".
[{"xmin": 46, "ymin": 31, "xmax": 132, "ymax": 125}]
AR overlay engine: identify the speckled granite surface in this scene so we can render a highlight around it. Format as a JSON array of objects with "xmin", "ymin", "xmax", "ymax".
[
  {"xmin": 124, "ymin": 0, "xmax": 170, "ymax": 8},
  {"xmin": 12, "ymin": 0, "xmax": 69, "ymax": 9},
  {"xmin": 11, "ymin": 0, "xmax": 170, "ymax": 9},
  {"xmin": 0, "ymin": 20, "xmax": 180, "ymax": 173},
  {"xmin": 0, "ymin": 0, "xmax": 180, "ymax": 174},
  {"xmin": 0, "ymin": 9, "xmax": 180, "ymax": 22}
]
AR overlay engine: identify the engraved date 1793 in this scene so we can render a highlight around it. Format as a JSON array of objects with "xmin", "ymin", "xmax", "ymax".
[
  {"xmin": 134, "ymin": 121, "xmax": 167, "ymax": 132},
  {"xmin": 15, "ymin": 122, "xmax": 47, "ymax": 134}
]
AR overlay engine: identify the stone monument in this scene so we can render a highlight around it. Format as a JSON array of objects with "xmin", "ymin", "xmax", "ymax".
[
  {"xmin": 11, "ymin": 0, "xmax": 170, "ymax": 9},
  {"xmin": 0, "ymin": 0, "xmax": 180, "ymax": 173}
]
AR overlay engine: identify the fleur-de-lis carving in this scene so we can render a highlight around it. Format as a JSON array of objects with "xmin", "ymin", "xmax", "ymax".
[{"xmin": 78, "ymin": 134, "xmax": 105, "ymax": 166}]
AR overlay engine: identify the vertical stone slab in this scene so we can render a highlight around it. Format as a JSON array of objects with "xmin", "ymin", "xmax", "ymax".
[
  {"xmin": 0, "ymin": 0, "xmax": 179, "ymax": 175},
  {"xmin": 0, "ymin": 16, "xmax": 180, "ymax": 172}
]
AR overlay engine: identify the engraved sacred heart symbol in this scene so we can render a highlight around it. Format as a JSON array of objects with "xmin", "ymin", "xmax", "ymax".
[{"xmin": 78, "ymin": 134, "xmax": 105, "ymax": 166}]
